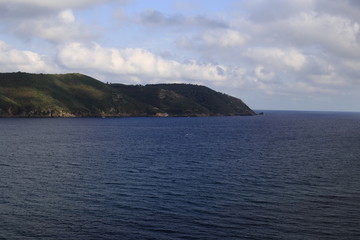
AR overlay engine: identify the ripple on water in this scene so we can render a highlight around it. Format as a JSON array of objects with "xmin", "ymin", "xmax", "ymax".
[{"xmin": 1, "ymin": 114, "xmax": 360, "ymax": 239}]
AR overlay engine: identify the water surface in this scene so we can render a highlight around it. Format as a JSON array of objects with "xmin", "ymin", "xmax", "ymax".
[{"xmin": 1, "ymin": 112, "xmax": 360, "ymax": 239}]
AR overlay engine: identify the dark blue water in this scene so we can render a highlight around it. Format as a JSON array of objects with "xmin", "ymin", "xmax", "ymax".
[{"xmin": 1, "ymin": 111, "xmax": 360, "ymax": 240}]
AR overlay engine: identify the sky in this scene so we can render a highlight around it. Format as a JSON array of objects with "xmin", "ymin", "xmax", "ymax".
[{"xmin": 1, "ymin": 0, "xmax": 360, "ymax": 111}]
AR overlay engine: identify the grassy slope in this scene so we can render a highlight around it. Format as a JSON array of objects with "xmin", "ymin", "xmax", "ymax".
[
  {"xmin": 152, "ymin": 84, "xmax": 256, "ymax": 116},
  {"xmin": 0, "ymin": 72, "xmax": 114, "ymax": 116},
  {"xmin": 111, "ymin": 84, "xmax": 211, "ymax": 116},
  {"xmin": 0, "ymin": 72, "xmax": 255, "ymax": 117}
]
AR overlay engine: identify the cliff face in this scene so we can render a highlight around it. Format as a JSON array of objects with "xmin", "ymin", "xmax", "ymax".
[{"xmin": 0, "ymin": 72, "xmax": 255, "ymax": 117}]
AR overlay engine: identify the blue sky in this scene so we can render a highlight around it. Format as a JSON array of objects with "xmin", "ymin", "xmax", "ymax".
[{"xmin": 1, "ymin": 0, "xmax": 360, "ymax": 111}]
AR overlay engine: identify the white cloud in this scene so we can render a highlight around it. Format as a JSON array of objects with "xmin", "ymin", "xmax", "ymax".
[
  {"xmin": 309, "ymin": 72, "xmax": 345, "ymax": 86},
  {"xmin": 137, "ymin": 9, "xmax": 228, "ymax": 28},
  {"xmin": 239, "ymin": 0, "xmax": 315, "ymax": 23},
  {"xmin": 176, "ymin": 29, "xmax": 247, "ymax": 61},
  {"xmin": 8, "ymin": 9, "xmax": 96, "ymax": 43},
  {"xmin": 0, "ymin": 0, "xmax": 131, "ymax": 43},
  {"xmin": 201, "ymin": 29, "xmax": 246, "ymax": 48},
  {"xmin": 314, "ymin": 0, "xmax": 360, "ymax": 22},
  {"xmin": 246, "ymin": 48, "xmax": 306, "ymax": 71},
  {"xmin": 59, "ymin": 9, "xmax": 75, "ymax": 24},
  {"xmin": 57, "ymin": 42, "xmax": 247, "ymax": 86},
  {"xmin": 0, "ymin": 0, "xmax": 126, "ymax": 22},
  {"xmin": 284, "ymin": 12, "xmax": 360, "ymax": 57},
  {"xmin": 254, "ymin": 66, "xmax": 275, "ymax": 81},
  {"xmin": 0, "ymin": 41, "xmax": 59, "ymax": 73},
  {"xmin": 228, "ymin": 1, "xmax": 360, "ymax": 59},
  {"xmin": 344, "ymin": 59, "xmax": 360, "ymax": 72},
  {"xmin": 0, "ymin": 0, "xmax": 118, "ymax": 11}
]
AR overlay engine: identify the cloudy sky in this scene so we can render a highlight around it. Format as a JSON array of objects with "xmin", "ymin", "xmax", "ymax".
[{"xmin": 1, "ymin": 0, "xmax": 360, "ymax": 111}]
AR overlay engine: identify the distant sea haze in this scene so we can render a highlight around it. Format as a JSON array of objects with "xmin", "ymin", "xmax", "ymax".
[{"xmin": 1, "ymin": 111, "xmax": 360, "ymax": 239}]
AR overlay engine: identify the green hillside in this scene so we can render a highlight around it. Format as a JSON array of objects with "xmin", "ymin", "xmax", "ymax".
[
  {"xmin": 111, "ymin": 84, "xmax": 210, "ymax": 116},
  {"xmin": 153, "ymin": 84, "xmax": 255, "ymax": 116},
  {"xmin": 0, "ymin": 72, "xmax": 255, "ymax": 117},
  {"xmin": 112, "ymin": 83, "xmax": 255, "ymax": 116}
]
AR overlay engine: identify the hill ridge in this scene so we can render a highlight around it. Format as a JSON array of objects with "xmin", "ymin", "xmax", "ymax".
[{"xmin": 0, "ymin": 72, "xmax": 255, "ymax": 117}]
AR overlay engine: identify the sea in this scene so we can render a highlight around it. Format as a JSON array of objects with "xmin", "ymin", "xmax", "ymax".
[{"xmin": 0, "ymin": 111, "xmax": 359, "ymax": 240}]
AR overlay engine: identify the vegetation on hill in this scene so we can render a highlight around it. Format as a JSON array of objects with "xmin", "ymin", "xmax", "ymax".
[
  {"xmin": 153, "ymin": 84, "xmax": 255, "ymax": 116},
  {"xmin": 0, "ymin": 72, "xmax": 255, "ymax": 117}
]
